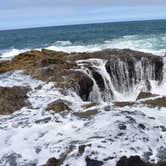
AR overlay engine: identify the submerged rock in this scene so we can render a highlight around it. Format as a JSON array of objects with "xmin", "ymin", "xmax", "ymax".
[
  {"xmin": 116, "ymin": 156, "xmax": 151, "ymax": 166},
  {"xmin": 113, "ymin": 102, "xmax": 135, "ymax": 107},
  {"xmin": 42, "ymin": 157, "xmax": 61, "ymax": 166},
  {"xmin": 85, "ymin": 156, "xmax": 104, "ymax": 166},
  {"xmin": 0, "ymin": 86, "xmax": 30, "ymax": 114},
  {"xmin": 142, "ymin": 97, "xmax": 166, "ymax": 108},
  {"xmin": 46, "ymin": 99, "xmax": 71, "ymax": 113},
  {"xmin": 116, "ymin": 155, "xmax": 166, "ymax": 166},
  {"xmin": 136, "ymin": 92, "xmax": 158, "ymax": 100},
  {"xmin": 73, "ymin": 109, "xmax": 99, "ymax": 119}
]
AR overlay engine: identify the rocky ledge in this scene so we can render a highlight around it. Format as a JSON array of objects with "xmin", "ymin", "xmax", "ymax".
[
  {"xmin": 0, "ymin": 48, "xmax": 164, "ymax": 103},
  {"xmin": 0, "ymin": 49, "xmax": 165, "ymax": 166}
]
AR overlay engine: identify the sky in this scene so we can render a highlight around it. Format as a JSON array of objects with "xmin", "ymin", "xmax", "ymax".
[{"xmin": 0, "ymin": 0, "xmax": 166, "ymax": 30}]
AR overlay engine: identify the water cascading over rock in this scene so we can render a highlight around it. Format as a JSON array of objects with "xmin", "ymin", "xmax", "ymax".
[{"xmin": 77, "ymin": 49, "xmax": 164, "ymax": 102}]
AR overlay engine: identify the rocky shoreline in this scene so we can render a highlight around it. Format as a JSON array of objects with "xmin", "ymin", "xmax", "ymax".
[{"xmin": 0, "ymin": 48, "xmax": 166, "ymax": 166}]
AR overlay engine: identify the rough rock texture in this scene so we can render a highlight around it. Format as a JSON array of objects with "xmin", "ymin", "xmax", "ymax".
[
  {"xmin": 41, "ymin": 157, "xmax": 61, "ymax": 166},
  {"xmin": 85, "ymin": 156, "xmax": 104, "ymax": 166},
  {"xmin": 0, "ymin": 49, "xmax": 163, "ymax": 102},
  {"xmin": 113, "ymin": 102, "xmax": 135, "ymax": 107},
  {"xmin": 46, "ymin": 99, "xmax": 71, "ymax": 113},
  {"xmin": 116, "ymin": 156, "xmax": 166, "ymax": 166},
  {"xmin": 73, "ymin": 109, "xmax": 99, "ymax": 119},
  {"xmin": 0, "ymin": 86, "xmax": 30, "ymax": 114},
  {"xmin": 105, "ymin": 51, "xmax": 163, "ymax": 93},
  {"xmin": 136, "ymin": 92, "xmax": 158, "ymax": 100},
  {"xmin": 116, "ymin": 156, "xmax": 150, "ymax": 166},
  {"xmin": 143, "ymin": 97, "xmax": 166, "ymax": 108}
]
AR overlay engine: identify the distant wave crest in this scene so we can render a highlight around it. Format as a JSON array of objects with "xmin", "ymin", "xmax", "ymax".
[
  {"xmin": 0, "ymin": 48, "xmax": 29, "ymax": 60},
  {"xmin": 1, "ymin": 34, "xmax": 166, "ymax": 60}
]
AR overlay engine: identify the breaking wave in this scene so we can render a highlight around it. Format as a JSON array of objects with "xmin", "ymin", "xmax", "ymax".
[{"xmin": 1, "ymin": 33, "xmax": 166, "ymax": 60}]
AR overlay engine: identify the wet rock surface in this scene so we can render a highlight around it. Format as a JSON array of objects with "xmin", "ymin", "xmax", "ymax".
[
  {"xmin": 116, "ymin": 156, "xmax": 166, "ymax": 166},
  {"xmin": 136, "ymin": 92, "xmax": 158, "ymax": 100},
  {"xmin": 42, "ymin": 157, "xmax": 61, "ymax": 166},
  {"xmin": 0, "ymin": 86, "xmax": 30, "ymax": 114},
  {"xmin": 142, "ymin": 97, "xmax": 166, "ymax": 107},
  {"xmin": 0, "ymin": 49, "xmax": 165, "ymax": 166},
  {"xmin": 0, "ymin": 49, "xmax": 163, "ymax": 102},
  {"xmin": 116, "ymin": 156, "xmax": 151, "ymax": 166},
  {"xmin": 85, "ymin": 156, "xmax": 104, "ymax": 166},
  {"xmin": 46, "ymin": 99, "xmax": 71, "ymax": 113}
]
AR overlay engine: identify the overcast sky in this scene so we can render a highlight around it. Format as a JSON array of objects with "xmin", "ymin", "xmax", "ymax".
[{"xmin": 0, "ymin": 0, "xmax": 166, "ymax": 30}]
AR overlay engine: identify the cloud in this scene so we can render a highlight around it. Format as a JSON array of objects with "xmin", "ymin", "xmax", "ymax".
[
  {"xmin": 0, "ymin": 0, "xmax": 166, "ymax": 30},
  {"xmin": 1, "ymin": 0, "xmax": 166, "ymax": 10}
]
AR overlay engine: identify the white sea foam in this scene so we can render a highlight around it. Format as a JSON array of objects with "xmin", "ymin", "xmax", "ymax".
[
  {"xmin": 0, "ymin": 35, "xmax": 166, "ymax": 165},
  {"xmin": 46, "ymin": 35, "xmax": 166, "ymax": 56},
  {"xmin": 1, "ymin": 34, "xmax": 166, "ymax": 61},
  {"xmin": 0, "ymin": 67, "xmax": 165, "ymax": 166},
  {"xmin": 0, "ymin": 48, "xmax": 29, "ymax": 61}
]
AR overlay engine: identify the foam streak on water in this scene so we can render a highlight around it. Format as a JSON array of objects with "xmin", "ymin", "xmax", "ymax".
[
  {"xmin": 0, "ymin": 71, "xmax": 165, "ymax": 166},
  {"xmin": 1, "ymin": 33, "xmax": 166, "ymax": 61}
]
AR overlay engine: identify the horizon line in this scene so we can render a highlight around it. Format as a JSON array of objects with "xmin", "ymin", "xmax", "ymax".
[{"xmin": 0, "ymin": 18, "xmax": 166, "ymax": 32}]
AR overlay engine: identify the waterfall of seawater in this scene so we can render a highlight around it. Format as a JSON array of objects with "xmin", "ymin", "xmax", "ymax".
[
  {"xmin": 162, "ymin": 57, "xmax": 166, "ymax": 83},
  {"xmin": 77, "ymin": 55, "xmax": 164, "ymax": 103},
  {"xmin": 150, "ymin": 56, "xmax": 166, "ymax": 95}
]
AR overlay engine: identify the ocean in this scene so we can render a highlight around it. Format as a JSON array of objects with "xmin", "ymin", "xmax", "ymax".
[
  {"xmin": 1, "ymin": 19, "xmax": 166, "ymax": 60},
  {"xmin": 0, "ymin": 19, "xmax": 166, "ymax": 166}
]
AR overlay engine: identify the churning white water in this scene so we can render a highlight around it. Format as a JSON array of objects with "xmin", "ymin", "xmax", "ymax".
[{"xmin": 0, "ymin": 50, "xmax": 165, "ymax": 166}]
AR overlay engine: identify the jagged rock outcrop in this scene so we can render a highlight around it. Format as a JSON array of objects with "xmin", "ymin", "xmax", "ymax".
[
  {"xmin": 0, "ymin": 86, "xmax": 30, "ymax": 114},
  {"xmin": 0, "ymin": 49, "xmax": 164, "ymax": 102}
]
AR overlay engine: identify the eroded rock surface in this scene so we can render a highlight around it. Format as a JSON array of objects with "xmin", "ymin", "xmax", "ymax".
[
  {"xmin": 0, "ymin": 86, "xmax": 30, "ymax": 114},
  {"xmin": 46, "ymin": 99, "xmax": 71, "ymax": 113},
  {"xmin": 0, "ymin": 49, "xmax": 163, "ymax": 102},
  {"xmin": 136, "ymin": 92, "xmax": 158, "ymax": 100}
]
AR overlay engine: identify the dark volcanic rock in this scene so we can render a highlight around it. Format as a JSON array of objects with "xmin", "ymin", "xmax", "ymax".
[
  {"xmin": 0, "ymin": 86, "xmax": 30, "ymax": 114},
  {"xmin": 118, "ymin": 124, "xmax": 127, "ymax": 130},
  {"xmin": 138, "ymin": 123, "xmax": 146, "ymax": 130},
  {"xmin": 85, "ymin": 156, "xmax": 104, "ymax": 166},
  {"xmin": 116, "ymin": 156, "xmax": 150, "ymax": 166},
  {"xmin": 92, "ymin": 70, "xmax": 105, "ymax": 91},
  {"xmin": 73, "ymin": 71, "xmax": 93, "ymax": 101},
  {"xmin": 104, "ymin": 49, "xmax": 163, "ymax": 93},
  {"xmin": 116, "ymin": 155, "xmax": 166, "ymax": 166},
  {"xmin": 42, "ymin": 157, "xmax": 60, "ymax": 166}
]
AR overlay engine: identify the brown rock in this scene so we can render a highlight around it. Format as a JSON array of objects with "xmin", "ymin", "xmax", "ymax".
[
  {"xmin": 46, "ymin": 99, "xmax": 71, "ymax": 113},
  {"xmin": 73, "ymin": 109, "xmax": 99, "ymax": 119},
  {"xmin": 113, "ymin": 102, "xmax": 135, "ymax": 107},
  {"xmin": 0, "ymin": 86, "xmax": 30, "ymax": 114},
  {"xmin": 0, "ymin": 49, "xmax": 163, "ymax": 102},
  {"xmin": 116, "ymin": 156, "xmax": 152, "ymax": 166},
  {"xmin": 142, "ymin": 97, "xmax": 166, "ymax": 108},
  {"xmin": 136, "ymin": 92, "xmax": 158, "ymax": 100},
  {"xmin": 42, "ymin": 157, "xmax": 60, "ymax": 166}
]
